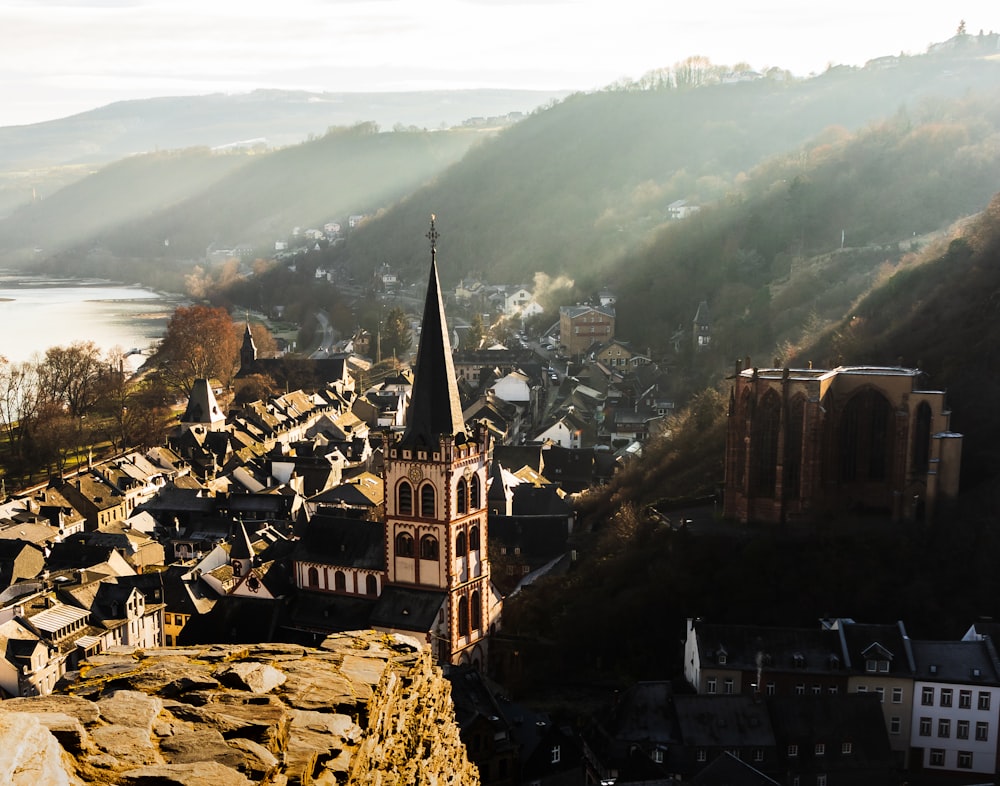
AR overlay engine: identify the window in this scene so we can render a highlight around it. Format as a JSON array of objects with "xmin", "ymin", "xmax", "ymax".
[
  {"xmin": 958, "ymin": 751, "xmax": 973, "ymax": 769},
  {"xmin": 816, "ymin": 776, "xmax": 827, "ymax": 786},
  {"xmin": 879, "ymin": 660, "xmax": 890, "ymax": 672},
  {"xmin": 960, "ymin": 689, "xmax": 973, "ymax": 709},
  {"xmin": 419, "ymin": 535, "xmax": 439, "ymax": 560},
  {"xmin": 653, "ymin": 750, "xmax": 663, "ymax": 764},
  {"xmin": 812, "ymin": 685, "xmax": 821, "ymax": 695},
  {"xmin": 717, "ymin": 651, "xmax": 727, "ymax": 665},
  {"xmin": 707, "ymin": 678, "xmax": 717, "ymax": 694},
  {"xmin": 766, "ymin": 682, "xmax": 776, "ymax": 696},
  {"xmin": 469, "ymin": 525, "xmax": 480, "ymax": 551},
  {"xmin": 922, "ymin": 687, "xmax": 934, "ymax": 705},
  {"xmin": 456, "ymin": 478, "xmax": 467, "ymax": 514},
  {"xmin": 856, "ymin": 685, "xmax": 867, "ymax": 693},
  {"xmin": 941, "ymin": 688, "xmax": 953, "ymax": 707},
  {"xmin": 395, "ymin": 532, "xmax": 414, "ymax": 557},
  {"xmin": 307, "ymin": 566, "xmax": 320, "ymax": 588},
  {"xmin": 457, "ymin": 596, "xmax": 469, "ymax": 637},
  {"xmin": 420, "ymin": 483, "xmax": 436, "ymax": 517},
  {"xmin": 471, "ymin": 590, "xmax": 481, "ymax": 631},
  {"xmin": 724, "ymin": 678, "xmax": 734, "ymax": 695},
  {"xmin": 929, "ymin": 749, "xmax": 944, "ymax": 767},
  {"xmin": 697, "ymin": 749, "xmax": 707, "ymax": 763},
  {"xmin": 891, "ymin": 687, "xmax": 903, "ymax": 703},
  {"xmin": 976, "ymin": 721, "xmax": 989, "ymax": 741},
  {"xmin": 890, "ymin": 717, "xmax": 901, "ymax": 735},
  {"xmin": 919, "ymin": 717, "xmax": 931, "ymax": 736},
  {"xmin": 469, "ymin": 474, "xmax": 481, "ymax": 508},
  {"xmin": 827, "ymin": 685, "xmax": 838, "ymax": 695},
  {"xmin": 938, "ymin": 719, "xmax": 950, "ymax": 738},
  {"xmin": 875, "ymin": 687, "xmax": 884, "ymax": 703},
  {"xmin": 841, "ymin": 742, "xmax": 852, "ymax": 755},
  {"xmin": 754, "ymin": 749, "xmax": 764, "ymax": 762},
  {"xmin": 815, "ymin": 743, "xmax": 825, "ymax": 757},
  {"xmin": 551, "ymin": 746, "xmax": 561, "ymax": 764},
  {"xmin": 366, "ymin": 575, "xmax": 378, "ymax": 595},
  {"xmin": 795, "ymin": 684, "xmax": 805, "ymax": 696},
  {"xmin": 979, "ymin": 691, "xmax": 991, "ymax": 711},
  {"xmin": 397, "ymin": 481, "xmax": 413, "ymax": 515},
  {"xmin": 865, "ymin": 659, "xmax": 877, "ymax": 673},
  {"xmin": 334, "ymin": 571, "xmax": 346, "ymax": 592},
  {"xmin": 788, "ymin": 745, "xmax": 798, "ymax": 758},
  {"xmin": 958, "ymin": 720, "xmax": 969, "ymax": 739},
  {"xmin": 455, "ymin": 531, "xmax": 467, "ymax": 557}
]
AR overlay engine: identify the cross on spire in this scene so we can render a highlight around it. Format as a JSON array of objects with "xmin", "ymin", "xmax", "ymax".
[{"xmin": 426, "ymin": 214, "xmax": 439, "ymax": 263}]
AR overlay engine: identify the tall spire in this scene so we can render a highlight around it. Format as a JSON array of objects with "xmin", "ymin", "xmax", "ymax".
[{"xmin": 400, "ymin": 215, "xmax": 466, "ymax": 447}]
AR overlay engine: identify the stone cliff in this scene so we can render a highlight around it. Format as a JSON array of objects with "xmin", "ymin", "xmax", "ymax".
[{"xmin": 0, "ymin": 630, "xmax": 480, "ymax": 786}]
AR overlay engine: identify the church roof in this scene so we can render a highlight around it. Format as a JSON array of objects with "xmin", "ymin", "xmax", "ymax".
[
  {"xmin": 399, "ymin": 219, "xmax": 465, "ymax": 448},
  {"xmin": 180, "ymin": 379, "xmax": 226, "ymax": 426}
]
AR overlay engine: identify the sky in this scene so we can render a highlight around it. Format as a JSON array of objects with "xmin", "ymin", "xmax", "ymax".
[{"xmin": 1, "ymin": 0, "xmax": 997, "ymax": 127}]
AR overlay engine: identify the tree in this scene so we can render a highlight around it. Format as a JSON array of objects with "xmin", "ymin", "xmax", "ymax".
[
  {"xmin": 462, "ymin": 313, "xmax": 484, "ymax": 350},
  {"xmin": 36, "ymin": 341, "xmax": 105, "ymax": 417},
  {"xmin": 154, "ymin": 305, "xmax": 240, "ymax": 395},
  {"xmin": 381, "ymin": 307, "xmax": 412, "ymax": 361},
  {"xmin": 234, "ymin": 373, "xmax": 278, "ymax": 406}
]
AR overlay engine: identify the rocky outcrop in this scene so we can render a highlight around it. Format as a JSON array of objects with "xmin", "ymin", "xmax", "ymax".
[{"xmin": 0, "ymin": 631, "xmax": 480, "ymax": 785}]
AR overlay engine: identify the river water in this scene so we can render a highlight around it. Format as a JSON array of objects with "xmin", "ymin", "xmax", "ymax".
[{"xmin": 0, "ymin": 272, "xmax": 183, "ymax": 371}]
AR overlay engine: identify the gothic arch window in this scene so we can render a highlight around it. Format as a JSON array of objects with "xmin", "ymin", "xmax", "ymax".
[
  {"xmin": 396, "ymin": 531, "xmax": 414, "ymax": 558},
  {"xmin": 750, "ymin": 390, "xmax": 781, "ymax": 497},
  {"xmin": 840, "ymin": 388, "xmax": 892, "ymax": 482},
  {"xmin": 470, "ymin": 474, "xmax": 481, "ymax": 509},
  {"xmin": 471, "ymin": 589, "xmax": 482, "ymax": 631},
  {"xmin": 456, "ymin": 477, "xmax": 468, "ymax": 514},
  {"xmin": 334, "ymin": 571, "xmax": 346, "ymax": 592},
  {"xmin": 456, "ymin": 531, "xmax": 467, "ymax": 557},
  {"xmin": 913, "ymin": 402, "xmax": 932, "ymax": 474},
  {"xmin": 366, "ymin": 575, "xmax": 378, "ymax": 595},
  {"xmin": 469, "ymin": 525, "xmax": 481, "ymax": 551},
  {"xmin": 420, "ymin": 534, "xmax": 439, "ymax": 560},
  {"xmin": 737, "ymin": 389, "xmax": 752, "ymax": 487},
  {"xmin": 420, "ymin": 483, "xmax": 436, "ymax": 518},
  {"xmin": 458, "ymin": 596, "xmax": 470, "ymax": 637},
  {"xmin": 307, "ymin": 566, "xmax": 319, "ymax": 588},
  {"xmin": 786, "ymin": 395, "xmax": 805, "ymax": 499},
  {"xmin": 397, "ymin": 480, "xmax": 413, "ymax": 516}
]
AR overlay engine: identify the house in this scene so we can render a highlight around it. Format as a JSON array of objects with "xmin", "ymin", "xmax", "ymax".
[
  {"xmin": 673, "ymin": 695, "xmax": 776, "ymax": 777},
  {"xmin": 723, "ymin": 363, "xmax": 963, "ymax": 524},
  {"xmin": 596, "ymin": 339, "xmax": 635, "ymax": 368},
  {"xmin": 693, "ymin": 300, "xmax": 711, "ymax": 351},
  {"xmin": 559, "ymin": 304, "xmax": 615, "ymax": 357}
]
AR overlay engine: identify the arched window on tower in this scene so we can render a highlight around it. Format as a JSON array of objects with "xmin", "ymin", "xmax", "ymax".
[
  {"xmin": 420, "ymin": 483, "xmax": 436, "ymax": 518},
  {"xmin": 456, "ymin": 531, "xmax": 467, "ymax": 557},
  {"xmin": 470, "ymin": 474, "xmax": 481, "ymax": 509},
  {"xmin": 913, "ymin": 402, "xmax": 932, "ymax": 474},
  {"xmin": 420, "ymin": 534, "xmax": 439, "ymax": 560},
  {"xmin": 458, "ymin": 596, "xmax": 470, "ymax": 637},
  {"xmin": 471, "ymin": 589, "xmax": 482, "ymax": 631},
  {"xmin": 395, "ymin": 531, "xmax": 414, "ymax": 558},
  {"xmin": 334, "ymin": 571, "xmax": 346, "ymax": 592},
  {"xmin": 456, "ymin": 477, "xmax": 468, "ymax": 514},
  {"xmin": 397, "ymin": 480, "xmax": 413, "ymax": 516},
  {"xmin": 366, "ymin": 575, "xmax": 378, "ymax": 595},
  {"xmin": 307, "ymin": 566, "xmax": 319, "ymax": 588},
  {"xmin": 469, "ymin": 525, "xmax": 481, "ymax": 551}
]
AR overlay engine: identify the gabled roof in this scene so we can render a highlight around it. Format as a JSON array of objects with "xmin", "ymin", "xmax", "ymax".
[
  {"xmin": 673, "ymin": 695, "xmax": 774, "ymax": 747},
  {"xmin": 180, "ymin": 379, "xmax": 226, "ymax": 426},
  {"xmin": 370, "ymin": 585, "xmax": 445, "ymax": 632},
  {"xmin": 294, "ymin": 514, "xmax": 385, "ymax": 571}
]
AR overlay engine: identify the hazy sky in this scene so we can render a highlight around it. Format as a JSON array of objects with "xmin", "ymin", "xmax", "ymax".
[{"xmin": 1, "ymin": 0, "xmax": 996, "ymax": 127}]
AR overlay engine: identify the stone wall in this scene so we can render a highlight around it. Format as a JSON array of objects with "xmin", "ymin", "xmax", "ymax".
[{"xmin": 0, "ymin": 631, "xmax": 480, "ymax": 786}]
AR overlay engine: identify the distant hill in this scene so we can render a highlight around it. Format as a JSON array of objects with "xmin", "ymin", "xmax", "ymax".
[{"xmin": 0, "ymin": 88, "xmax": 569, "ymax": 171}]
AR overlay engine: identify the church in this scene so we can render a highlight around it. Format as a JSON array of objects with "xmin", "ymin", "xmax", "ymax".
[{"xmin": 289, "ymin": 217, "xmax": 503, "ymax": 669}]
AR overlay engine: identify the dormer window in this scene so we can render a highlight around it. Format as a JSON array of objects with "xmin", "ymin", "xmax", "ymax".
[
  {"xmin": 793, "ymin": 653, "xmax": 805, "ymax": 668},
  {"xmin": 717, "ymin": 650, "xmax": 727, "ymax": 665}
]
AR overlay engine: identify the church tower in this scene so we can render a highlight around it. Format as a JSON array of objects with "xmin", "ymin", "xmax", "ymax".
[
  {"xmin": 384, "ymin": 216, "xmax": 499, "ymax": 667},
  {"xmin": 239, "ymin": 317, "xmax": 257, "ymax": 371}
]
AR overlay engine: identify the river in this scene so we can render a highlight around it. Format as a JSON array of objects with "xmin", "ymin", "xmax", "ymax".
[{"xmin": 0, "ymin": 272, "xmax": 184, "ymax": 371}]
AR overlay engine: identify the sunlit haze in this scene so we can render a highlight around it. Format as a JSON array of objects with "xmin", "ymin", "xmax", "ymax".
[{"xmin": 1, "ymin": 0, "xmax": 997, "ymax": 126}]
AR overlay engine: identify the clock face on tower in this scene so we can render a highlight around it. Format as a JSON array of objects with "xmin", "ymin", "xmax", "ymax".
[{"xmin": 407, "ymin": 466, "xmax": 423, "ymax": 484}]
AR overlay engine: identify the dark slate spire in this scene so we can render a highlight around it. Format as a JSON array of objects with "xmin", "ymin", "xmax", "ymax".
[{"xmin": 400, "ymin": 215, "xmax": 466, "ymax": 448}]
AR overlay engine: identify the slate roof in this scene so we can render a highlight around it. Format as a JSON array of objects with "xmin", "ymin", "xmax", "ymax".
[
  {"xmin": 691, "ymin": 752, "xmax": 781, "ymax": 785},
  {"xmin": 294, "ymin": 514, "xmax": 386, "ymax": 571},
  {"xmin": 370, "ymin": 585, "xmax": 445, "ymax": 632},
  {"xmin": 673, "ymin": 695, "xmax": 774, "ymax": 747},
  {"xmin": 398, "ymin": 248, "xmax": 466, "ymax": 448},
  {"xmin": 909, "ymin": 638, "xmax": 1000, "ymax": 683},
  {"xmin": 693, "ymin": 622, "xmax": 845, "ymax": 675}
]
